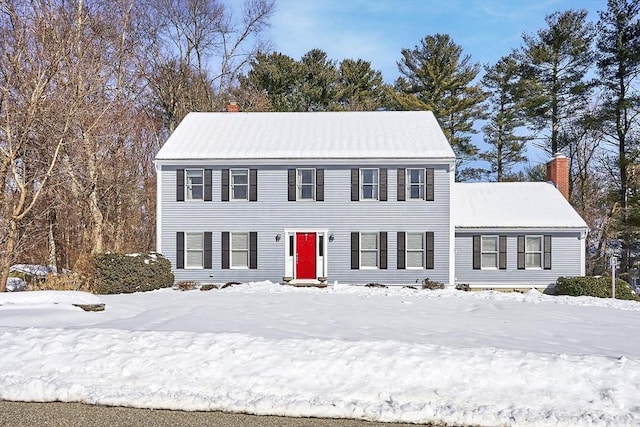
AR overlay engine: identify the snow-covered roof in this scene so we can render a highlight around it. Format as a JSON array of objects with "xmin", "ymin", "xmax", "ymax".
[
  {"xmin": 155, "ymin": 111, "xmax": 456, "ymax": 162},
  {"xmin": 453, "ymin": 182, "xmax": 588, "ymax": 229}
]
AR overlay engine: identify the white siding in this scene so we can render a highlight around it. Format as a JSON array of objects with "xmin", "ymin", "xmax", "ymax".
[
  {"xmin": 160, "ymin": 164, "xmax": 452, "ymax": 285},
  {"xmin": 454, "ymin": 230, "xmax": 585, "ymax": 287}
]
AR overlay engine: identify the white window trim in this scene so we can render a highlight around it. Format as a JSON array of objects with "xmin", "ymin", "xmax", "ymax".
[
  {"xmin": 359, "ymin": 232, "xmax": 379, "ymax": 269},
  {"xmin": 230, "ymin": 169, "xmax": 249, "ymax": 201},
  {"xmin": 297, "ymin": 168, "xmax": 316, "ymax": 201},
  {"xmin": 360, "ymin": 168, "xmax": 379, "ymax": 201},
  {"xmin": 230, "ymin": 232, "xmax": 249, "ymax": 269},
  {"xmin": 525, "ymin": 235, "xmax": 543, "ymax": 270},
  {"xmin": 481, "ymin": 235, "xmax": 499, "ymax": 270},
  {"xmin": 405, "ymin": 232, "xmax": 425, "ymax": 269},
  {"xmin": 185, "ymin": 168, "xmax": 204, "ymax": 201},
  {"xmin": 185, "ymin": 232, "xmax": 204, "ymax": 269},
  {"xmin": 406, "ymin": 168, "xmax": 425, "ymax": 201}
]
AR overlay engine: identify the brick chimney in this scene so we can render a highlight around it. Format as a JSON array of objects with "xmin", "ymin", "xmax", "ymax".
[
  {"xmin": 226, "ymin": 100, "xmax": 239, "ymax": 112},
  {"xmin": 547, "ymin": 152, "xmax": 569, "ymax": 200}
]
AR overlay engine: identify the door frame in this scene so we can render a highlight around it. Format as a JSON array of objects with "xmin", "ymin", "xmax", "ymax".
[{"xmin": 284, "ymin": 229, "xmax": 328, "ymax": 282}]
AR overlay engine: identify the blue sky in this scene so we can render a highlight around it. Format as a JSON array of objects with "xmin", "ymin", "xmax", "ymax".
[{"xmin": 268, "ymin": 0, "xmax": 605, "ymax": 84}]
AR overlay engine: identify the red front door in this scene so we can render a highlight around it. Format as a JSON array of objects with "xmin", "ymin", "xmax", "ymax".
[{"xmin": 296, "ymin": 232, "xmax": 316, "ymax": 279}]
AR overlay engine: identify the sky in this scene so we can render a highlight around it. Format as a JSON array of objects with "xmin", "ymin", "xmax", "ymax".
[{"xmin": 268, "ymin": 0, "xmax": 606, "ymax": 84}]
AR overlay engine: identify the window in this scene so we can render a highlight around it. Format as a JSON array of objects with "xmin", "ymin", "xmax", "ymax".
[
  {"xmin": 297, "ymin": 169, "xmax": 315, "ymax": 200},
  {"xmin": 407, "ymin": 169, "xmax": 425, "ymax": 200},
  {"xmin": 360, "ymin": 233, "xmax": 378, "ymax": 268},
  {"xmin": 406, "ymin": 233, "xmax": 424, "ymax": 268},
  {"xmin": 525, "ymin": 236, "xmax": 542, "ymax": 269},
  {"xmin": 361, "ymin": 169, "xmax": 379, "ymax": 200},
  {"xmin": 231, "ymin": 233, "xmax": 249, "ymax": 268},
  {"xmin": 481, "ymin": 236, "xmax": 498, "ymax": 269},
  {"xmin": 185, "ymin": 169, "xmax": 203, "ymax": 200},
  {"xmin": 231, "ymin": 169, "xmax": 248, "ymax": 200},
  {"xmin": 185, "ymin": 233, "xmax": 203, "ymax": 268}
]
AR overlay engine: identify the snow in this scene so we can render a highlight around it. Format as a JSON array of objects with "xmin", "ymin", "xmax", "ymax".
[
  {"xmin": 1, "ymin": 282, "xmax": 638, "ymax": 426},
  {"xmin": 154, "ymin": 111, "xmax": 456, "ymax": 162},
  {"xmin": 453, "ymin": 182, "xmax": 588, "ymax": 229}
]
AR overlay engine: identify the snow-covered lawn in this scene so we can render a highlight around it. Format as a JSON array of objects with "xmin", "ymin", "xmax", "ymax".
[{"xmin": 1, "ymin": 282, "xmax": 638, "ymax": 426}]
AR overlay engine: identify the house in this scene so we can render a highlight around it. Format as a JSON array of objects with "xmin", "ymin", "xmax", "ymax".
[{"xmin": 154, "ymin": 110, "xmax": 588, "ymax": 289}]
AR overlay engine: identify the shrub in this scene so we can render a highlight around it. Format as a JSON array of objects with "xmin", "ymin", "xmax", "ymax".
[
  {"xmin": 89, "ymin": 252, "xmax": 174, "ymax": 294},
  {"xmin": 37, "ymin": 274, "xmax": 88, "ymax": 291},
  {"xmin": 175, "ymin": 280, "xmax": 199, "ymax": 291},
  {"xmin": 554, "ymin": 276, "xmax": 638, "ymax": 301}
]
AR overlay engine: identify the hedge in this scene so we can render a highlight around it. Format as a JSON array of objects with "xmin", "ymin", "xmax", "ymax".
[
  {"xmin": 89, "ymin": 252, "xmax": 174, "ymax": 294},
  {"xmin": 554, "ymin": 276, "xmax": 638, "ymax": 301}
]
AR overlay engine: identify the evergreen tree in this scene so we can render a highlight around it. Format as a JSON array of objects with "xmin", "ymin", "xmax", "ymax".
[
  {"xmin": 480, "ymin": 55, "xmax": 528, "ymax": 181},
  {"xmin": 242, "ymin": 52, "xmax": 305, "ymax": 111},
  {"xmin": 518, "ymin": 9, "xmax": 595, "ymax": 154},
  {"xmin": 336, "ymin": 59, "xmax": 391, "ymax": 111},
  {"xmin": 596, "ymin": 0, "xmax": 640, "ymax": 272},
  {"xmin": 299, "ymin": 49, "xmax": 339, "ymax": 111},
  {"xmin": 396, "ymin": 34, "xmax": 486, "ymax": 177}
]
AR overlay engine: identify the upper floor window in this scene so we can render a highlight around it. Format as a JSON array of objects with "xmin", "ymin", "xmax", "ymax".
[
  {"xmin": 481, "ymin": 236, "xmax": 498, "ymax": 269},
  {"xmin": 186, "ymin": 169, "xmax": 203, "ymax": 200},
  {"xmin": 360, "ymin": 169, "xmax": 379, "ymax": 200},
  {"xmin": 231, "ymin": 169, "xmax": 249, "ymax": 201},
  {"xmin": 297, "ymin": 169, "xmax": 315, "ymax": 200},
  {"xmin": 525, "ymin": 236, "xmax": 542, "ymax": 269},
  {"xmin": 407, "ymin": 169, "xmax": 425, "ymax": 200}
]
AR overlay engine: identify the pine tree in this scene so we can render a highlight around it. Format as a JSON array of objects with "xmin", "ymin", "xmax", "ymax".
[
  {"xmin": 518, "ymin": 9, "xmax": 595, "ymax": 155},
  {"xmin": 480, "ymin": 55, "xmax": 528, "ymax": 181},
  {"xmin": 336, "ymin": 59, "xmax": 391, "ymax": 111},
  {"xmin": 396, "ymin": 34, "xmax": 486, "ymax": 177},
  {"xmin": 596, "ymin": 0, "xmax": 640, "ymax": 272}
]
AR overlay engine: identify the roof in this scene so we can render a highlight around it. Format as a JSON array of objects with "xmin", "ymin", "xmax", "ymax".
[
  {"xmin": 453, "ymin": 182, "xmax": 588, "ymax": 230},
  {"xmin": 155, "ymin": 111, "xmax": 456, "ymax": 162}
]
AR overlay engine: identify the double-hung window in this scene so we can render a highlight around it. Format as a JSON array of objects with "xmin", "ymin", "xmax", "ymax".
[
  {"xmin": 185, "ymin": 233, "xmax": 204, "ymax": 268},
  {"xmin": 185, "ymin": 169, "xmax": 203, "ymax": 200},
  {"xmin": 360, "ymin": 169, "xmax": 379, "ymax": 200},
  {"xmin": 406, "ymin": 233, "xmax": 425, "ymax": 268},
  {"xmin": 481, "ymin": 236, "xmax": 498, "ymax": 269},
  {"xmin": 297, "ymin": 169, "xmax": 315, "ymax": 200},
  {"xmin": 360, "ymin": 233, "xmax": 378, "ymax": 268},
  {"xmin": 407, "ymin": 169, "xmax": 425, "ymax": 200},
  {"xmin": 231, "ymin": 169, "xmax": 249, "ymax": 201},
  {"xmin": 231, "ymin": 232, "xmax": 249, "ymax": 268},
  {"xmin": 525, "ymin": 236, "xmax": 543, "ymax": 269}
]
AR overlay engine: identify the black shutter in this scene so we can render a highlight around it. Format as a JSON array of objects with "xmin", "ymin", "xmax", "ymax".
[
  {"xmin": 249, "ymin": 169, "xmax": 258, "ymax": 201},
  {"xmin": 316, "ymin": 169, "xmax": 324, "ymax": 201},
  {"xmin": 517, "ymin": 236, "xmax": 525, "ymax": 270},
  {"xmin": 499, "ymin": 235, "xmax": 507, "ymax": 270},
  {"xmin": 176, "ymin": 232, "xmax": 184, "ymax": 269},
  {"xmin": 288, "ymin": 169, "xmax": 296, "ymax": 201},
  {"xmin": 351, "ymin": 168, "xmax": 359, "ymax": 201},
  {"xmin": 472, "ymin": 235, "xmax": 481, "ymax": 270},
  {"xmin": 176, "ymin": 169, "xmax": 185, "ymax": 202},
  {"xmin": 380, "ymin": 168, "xmax": 387, "ymax": 201},
  {"xmin": 379, "ymin": 232, "xmax": 387, "ymax": 270},
  {"xmin": 544, "ymin": 235, "xmax": 552, "ymax": 270},
  {"xmin": 221, "ymin": 169, "xmax": 229, "ymax": 202},
  {"xmin": 250, "ymin": 232, "xmax": 258, "ymax": 269},
  {"xmin": 204, "ymin": 169, "xmax": 212, "ymax": 201},
  {"xmin": 426, "ymin": 231, "xmax": 434, "ymax": 269},
  {"xmin": 397, "ymin": 231, "xmax": 406, "ymax": 269},
  {"xmin": 426, "ymin": 168, "xmax": 434, "ymax": 201},
  {"xmin": 351, "ymin": 232, "xmax": 359, "ymax": 269},
  {"xmin": 222, "ymin": 232, "xmax": 230, "ymax": 269},
  {"xmin": 204, "ymin": 232, "xmax": 212, "ymax": 269},
  {"xmin": 397, "ymin": 168, "xmax": 406, "ymax": 201}
]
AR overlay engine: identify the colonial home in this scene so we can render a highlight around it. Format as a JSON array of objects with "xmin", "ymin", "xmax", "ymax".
[{"xmin": 154, "ymin": 110, "xmax": 588, "ymax": 290}]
